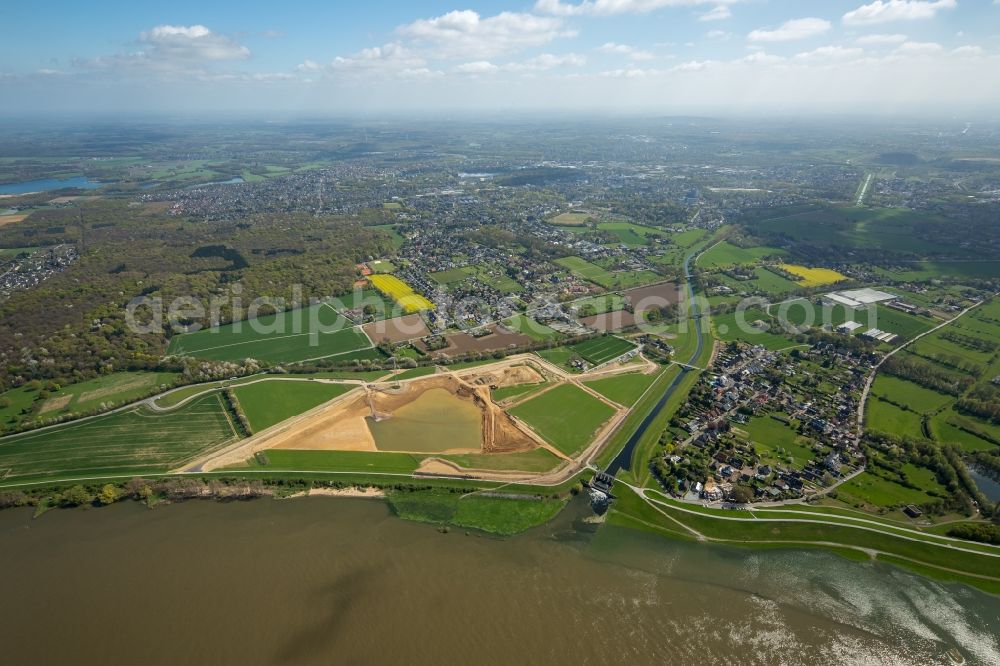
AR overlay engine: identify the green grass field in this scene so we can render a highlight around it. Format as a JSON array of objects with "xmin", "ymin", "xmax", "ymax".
[
  {"xmin": 574, "ymin": 294, "xmax": 625, "ymax": 315},
  {"xmin": 712, "ymin": 309, "xmax": 799, "ymax": 351},
  {"xmin": 596, "ymin": 222, "xmax": 664, "ymax": 246},
  {"xmin": 503, "ymin": 314, "xmax": 559, "ymax": 341},
  {"xmin": 244, "ymin": 449, "xmax": 423, "ymax": 473},
  {"xmin": 387, "ymin": 489, "xmax": 566, "ymax": 535},
  {"xmin": 509, "ymin": 383, "xmax": 617, "ymax": 456},
  {"xmin": 429, "ymin": 266, "xmax": 475, "ymax": 285},
  {"xmin": 167, "ymin": 302, "xmax": 377, "ymax": 363},
  {"xmin": 570, "ymin": 336, "xmax": 637, "ymax": 365},
  {"xmin": 870, "ymin": 375, "xmax": 953, "ymax": 414},
  {"xmin": 0, "ymin": 371, "xmax": 179, "ymax": 431},
  {"xmin": 700, "ymin": 241, "xmax": 786, "ymax": 267},
  {"xmin": 439, "ymin": 448, "xmax": 562, "ymax": 473},
  {"xmin": 835, "ymin": 469, "xmax": 943, "ymax": 508},
  {"xmin": 866, "ymin": 398, "xmax": 926, "ymax": 439},
  {"xmin": 741, "ymin": 415, "xmax": 817, "ymax": 469},
  {"xmin": 555, "ymin": 256, "xmax": 659, "ymax": 290},
  {"xmin": 234, "ymin": 380, "xmax": 355, "ymax": 432},
  {"xmin": 583, "ymin": 371, "xmax": 657, "ymax": 407},
  {"xmin": 0, "ymin": 394, "xmax": 237, "ymax": 481}
]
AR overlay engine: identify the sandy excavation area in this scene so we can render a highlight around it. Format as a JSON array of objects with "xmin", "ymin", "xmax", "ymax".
[{"xmin": 262, "ymin": 373, "xmax": 542, "ymax": 456}]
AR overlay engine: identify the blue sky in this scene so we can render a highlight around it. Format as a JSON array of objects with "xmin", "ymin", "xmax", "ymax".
[{"xmin": 1, "ymin": 0, "xmax": 997, "ymax": 115}]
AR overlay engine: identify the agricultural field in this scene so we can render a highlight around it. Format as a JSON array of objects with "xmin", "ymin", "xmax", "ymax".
[
  {"xmin": 234, "ymin": 380, "xmax": 355, "ymax": 432},
  {"xmin": 583, "ymin": 371, "xmax": 657, "ymax": 407},
  {"xmin": 700, "ymin": 242, "xmax": 786, "ymax": 268},
  {"xmin": 570, "ymin": 336, "xmax": 637, "ymax": 365},
  {"xmin": 168, "ymin": 310, "xmax": 376, "ymax": 363},
  {"xmin": 509, "ymin": 383, "xmax": 617, "ymax": 456},
  {"xmin": 0, "ymin": 394, "xmax": 237, "ymax": 481},
  {"xmin": 0, "ymin": 371, "xmax": 179, "ymax": 431},
  {"xmin": 778, "ymin": 264, "xmax": 848, "ymax": 287},
  {"xmin": 369, "ymin": 274, "xmax": 435, "ymax": 313}
]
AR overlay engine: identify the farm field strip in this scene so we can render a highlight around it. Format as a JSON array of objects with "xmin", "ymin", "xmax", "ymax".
[
  {"xmin": 0, "ymin": 394, "xmax": 238, "ymax": 479},
  {"xmin": 369, "ymin": 274, "xmax": 434, "ymax": 313}
]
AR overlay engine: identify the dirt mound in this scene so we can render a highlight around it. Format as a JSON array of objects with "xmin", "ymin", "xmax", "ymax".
[
  {"xmin": 460, "ymin": 363, "xmax": 545, "ymax": 389},
  {"xmin": 262, "ymin": 373, "xmax": 538, "ymax": 455}
]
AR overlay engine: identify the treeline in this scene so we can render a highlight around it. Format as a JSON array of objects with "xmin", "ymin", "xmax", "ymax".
[
  {"xmin": 223, "ymin": 388, "xmax": 252, "ymax": 437},
  {"xmin": 947, "ymin": 523, "xmax": 1000, "ymax": 545},
  {"xmin": 865, "ymin": 432, "xmax": 993, "ymax": 517},
  {"xmin": 881, "ymin": 355, "xmax": 973, "ymax": 396},
  {"xmin": 0, "ymin": 199, "xmax": 395, "ymax": 388},
  {"xmin": 940, "ymin": 330, "xmax": 998, "ymax": 354},
  {"xmin": 955, "ymin": 384, "xmax": 1000, "ymax": 425}
]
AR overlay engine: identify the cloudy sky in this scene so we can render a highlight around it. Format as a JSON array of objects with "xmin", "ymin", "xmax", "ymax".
[{"xmin": 1, "ymin": 0, "xmax": 998, "ymax": 116}]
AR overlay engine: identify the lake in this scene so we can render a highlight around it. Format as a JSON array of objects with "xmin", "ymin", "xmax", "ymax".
[
  {"xmin": 0, "ymin": 496, "xmax": 997, "ymax": 665},
  {"xmin": 0, "ymin": 176, "xmax": 101, "ymax": 195}
]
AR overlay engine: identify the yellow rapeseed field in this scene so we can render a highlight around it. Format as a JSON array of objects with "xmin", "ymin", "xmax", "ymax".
[
  {"xmin": 369, "ymin": 274, "xmax": 435, "ymax": 313},
  {"xmin": 779, "ymin": 264, "xmax": 847, "ymax": 287}
]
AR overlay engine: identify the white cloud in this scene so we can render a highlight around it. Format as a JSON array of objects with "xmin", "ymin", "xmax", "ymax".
[
  {"xmin": 319, "ymin": 42, "xmax": 438, "ymax": 79},
  {"xmin": 794, "ymin": 45, "xmax": 865, "ymax": 60},
  {"xmin": 895, "ymin": 40, "xmax": 944, "ymax": 53},
  {"xmin": 739, "ymin": 51, "xmax": 784, "ymax": 64},
  {"xmin": 509, "ymin": 53, "xmax": 587, "ymax": 70},
  {"xmin": 699, "ymin": 5, "xmax": 732, "ymax": 21},
  {"xmin": 139, "ymin": 25, "xmax": 250, "ymax": 61},
  {"xmin": 952, "ymin": 45, "xmax": 985, "ymax": 56},
  {"xmin": 843, "ymin": 0, "xmax": 957, "ymax": 26},
  {"xmin": 855, "ymin": 33, "xmax": 908, "ymax": 44},
  {"xmin": 706, "ymin": 30, "xmax": 731, "ymax": 40},
  {"xmin": 457, "ymin": 53, "xmax": 587, "ymax": 74},
  {"xmin": 535, "ymin": 0, "xmax": 737, "ymax": 17},
  {"xmin": 598, "ymin": 42, "xmax": 654, "ymax": 60},
  {"xmin": 748, "ymin": 18, "xmax": 831, "ymax": 42},
  {"xmin": 397, "ymin": 10, "xmax": 571, "ymax": 58},
  {"xmin": 599, "ymin": 67, "xmax": 658, "ymax": 78},
  {"xmin": 672, "ymin": 59, "xmax": 713, "ymax": 71},
  {"xmin": 455, "ymin": 61, "xmax": 500, "ymax": 74}
]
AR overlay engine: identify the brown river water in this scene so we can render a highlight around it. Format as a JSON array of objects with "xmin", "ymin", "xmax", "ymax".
[{"xmin": 1, "ymin": 496, "xmax": 998, "ymax": 666}]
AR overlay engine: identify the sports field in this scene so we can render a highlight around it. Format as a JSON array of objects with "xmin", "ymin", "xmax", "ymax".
[
  {"xmin": 550, "ymin": 211, "xmax": 591, "ymax": 226},
  {"xmin": 570, "ymin": 336, "xmax": 637, "ymax": 365},
  {"xmin": 369, "ymin": 274, "xmax": 435, "ymax": 313},
  {"xmin": 0, "ymin": 394, "xmax": 237, "ymax": 481},
  {"xmin": 509, "ymin": 383, "xmax": 617, "ymax": 456}
]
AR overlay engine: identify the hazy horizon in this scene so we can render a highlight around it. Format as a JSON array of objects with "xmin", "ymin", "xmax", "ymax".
[{"xmin": 2, "ymin": 0, "xmax": 998, "ymax": 116}]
